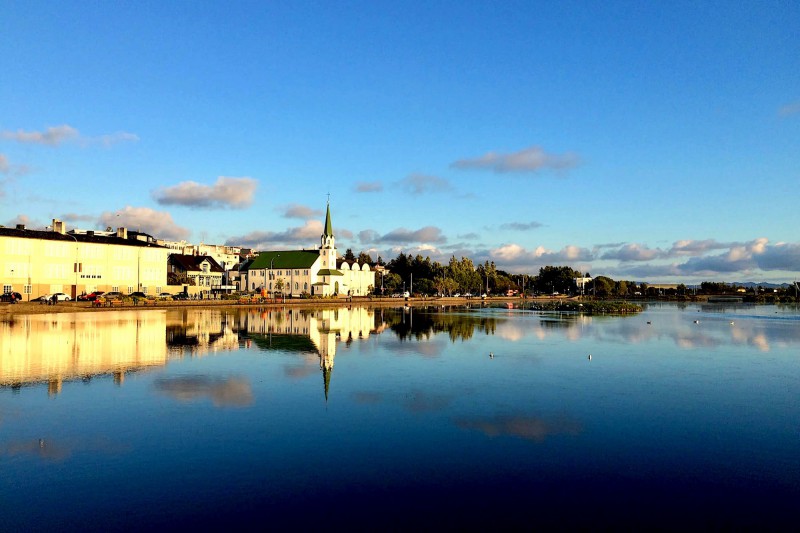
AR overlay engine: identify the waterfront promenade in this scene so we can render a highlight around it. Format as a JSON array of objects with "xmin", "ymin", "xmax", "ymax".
[{"xmin": 1, "ymin": 295, "xmax": 526, "ymax": 317}]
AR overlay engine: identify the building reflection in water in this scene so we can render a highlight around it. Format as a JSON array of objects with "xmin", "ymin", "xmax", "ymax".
[
  {"xmin": 0, "ymin": 307, "xmax": 379, "ymax": 400},
  {"xmin": 238, "ymin": 306, "xmax": 379, "ymax": 400},
  {"xmin": 1, "ymin": 311, "xmax": 169, "ymax": 393}
]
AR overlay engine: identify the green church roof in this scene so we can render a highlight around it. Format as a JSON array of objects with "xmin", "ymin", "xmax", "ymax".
[{"xmin": 246, "ymin": 250, "xmax": 319, "ymax": 270}]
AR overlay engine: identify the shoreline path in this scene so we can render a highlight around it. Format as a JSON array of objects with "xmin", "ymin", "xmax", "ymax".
[{"xmin": 1, "ymin": 296, "xmax": 540, "ymax": 317}]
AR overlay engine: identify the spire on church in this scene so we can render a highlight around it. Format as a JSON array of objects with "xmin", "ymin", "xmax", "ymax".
[
  {"xmin": 323, "ymin": 201, "xmax": 333, "ymax": 239},
  {"xmin": 321, "ymin": 199, "xmax": 335, "ymax": 251}
]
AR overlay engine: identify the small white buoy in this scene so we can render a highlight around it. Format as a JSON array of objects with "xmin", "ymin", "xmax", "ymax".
[
  {"xmin": 588, "ymin": 354, "xmax": 592, "ymax": 361},
  {"xmin": 489, "ymin": 352, "xmax": 494, "ymax": 359},
  {"xmin": 694, "ymin": 320, "xmax": 699, "ymax": 324},
  {"xmin": 730, "ymin": 321, "xmax": 735, "ymax": 325}
]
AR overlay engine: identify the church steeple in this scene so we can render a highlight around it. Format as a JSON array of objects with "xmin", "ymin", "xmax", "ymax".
[
  {"xmin": 324, "ymin": 202, "xmax": 333, "ymax": 239},
  {"xmin": 321, "ymin": 199, "xmax": 335, "ymax": 250}
]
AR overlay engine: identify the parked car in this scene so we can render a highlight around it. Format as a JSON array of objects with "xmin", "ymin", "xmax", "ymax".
[
  {"xmin": 104, "ymin": 291, "xmax": 124, "ymax": 299},
  {"xmin": 78, "ymin": 291, "xmax": 105, "ymax": 301},
  {"xmin": 157, "ymin": 292, "xmax": 173, "ymax": 300},
  {"xmin": 47, "ymin": 293, "xmax": 71, "ymax": 302},
  {"xmin": 130, "ymin": 292, "xmax": 148, "ymax": 299},
  {"xmin": 171, "ymin": 293, "xmax": 189, "ymax": 300},
  {"xmin": 1, "ymin": 291, "xmax": 22, "ymax": 302}
]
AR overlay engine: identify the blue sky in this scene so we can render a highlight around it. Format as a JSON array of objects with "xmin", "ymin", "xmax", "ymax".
[{"xmin": 2, "ymin": 1, "xmax": 798, "ymax": 283}]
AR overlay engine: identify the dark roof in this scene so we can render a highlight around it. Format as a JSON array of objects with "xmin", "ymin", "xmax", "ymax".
[
  {"xmin": 168, "ymin": 254, "xmax": 224, "ymax": 273},
  {"xmin": 247, "ymin": 250, "xmax": 320, "ymax": 270},
  {"xmin": 0, "ymin": 227, "xmax": 166, "ymax": 248}
]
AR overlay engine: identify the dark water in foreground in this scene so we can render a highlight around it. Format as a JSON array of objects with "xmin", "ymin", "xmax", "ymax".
[{"xmin": 1, "ymin": 303, "xmax": 798, "ymax": 529}]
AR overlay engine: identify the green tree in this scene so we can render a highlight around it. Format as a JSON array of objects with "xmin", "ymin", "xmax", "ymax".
[
  {"xmin": 344, "ymin": 248, "xmax": 356, "ymax": 262},
  {"xmin": 382, "ymin": 272, "xmax": 402, "ymax": 294},
  {"xmin": 536, "ymin": 266, "xmax": 582, "ymax": 294},
  {"xmin": 357, "ymin": 251, "xmax": 373, "ymax": 266},
  {"xmin": 592, "ymin": 276, "xmax": 614, "ymax": 298}
]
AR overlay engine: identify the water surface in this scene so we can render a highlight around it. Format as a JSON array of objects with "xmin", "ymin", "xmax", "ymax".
[{"xmin": 1, "ymin": 303, "xmax": 798, "ymax": 529}]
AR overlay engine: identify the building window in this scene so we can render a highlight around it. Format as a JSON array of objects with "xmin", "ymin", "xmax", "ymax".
[
  {"xmin": 2, "ymin": 285, "xmax": 11, "ymax": 293},
  {"xmin": 295, "ymin": 270, "xmax": 299, "ymax": 275},
  {"xmin": 128, "ymin": 286, "xmax": 134, "ymax": 294},
  {"xmin": 295, "ymin": 282, "xmax": 299, "ymax": 290},
  {"xmin": 156, "ymin": 286, "xmax": 161, "ymax": 293},
  {"xmin": 304, "ymin": 282, "xmax": 308, "ymax": 290},
  {"xmin": 113, "ymin": 286, "xmax": 119, "ymax": 292},
  {"xmin": 24, "ymin": 285, "xmax": 32, "ymax": 295}
]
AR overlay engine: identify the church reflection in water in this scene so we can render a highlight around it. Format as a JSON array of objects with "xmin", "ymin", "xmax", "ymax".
[
  {"xmin": 0, "ymin": 307, "xmax": 382, "ymax": 398},
  {"xmin": 236, "ymin": 306, "xmax": 380, "ymax": 399}
]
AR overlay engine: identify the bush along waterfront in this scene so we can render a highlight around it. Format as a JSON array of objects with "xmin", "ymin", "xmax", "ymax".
[{"xmin": 524, "ymin": 300, "xmax": 642, "ymax": 314}]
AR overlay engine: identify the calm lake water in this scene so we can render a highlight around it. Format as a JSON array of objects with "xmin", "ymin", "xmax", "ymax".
[{"xmin": 2, "ymin": 303, "xmax": 798, "ymax": 530}]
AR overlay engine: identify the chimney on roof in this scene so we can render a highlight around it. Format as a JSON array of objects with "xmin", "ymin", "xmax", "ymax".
[
  {"xmin": 52, "ymin": 219, "xmax": 66, "ymax": 235},
  {"xmin": 16, "ymin": 224, "xmax": 25, "ymax": 230},
  {"xmin": 116, "ymin": 227, "xmax": 127, "ymax": 239}
]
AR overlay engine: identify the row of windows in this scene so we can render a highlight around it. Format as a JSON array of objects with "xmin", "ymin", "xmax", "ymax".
[{"xmin": 249, "ymin": 282, "xmax": 309, "ymax": 291}]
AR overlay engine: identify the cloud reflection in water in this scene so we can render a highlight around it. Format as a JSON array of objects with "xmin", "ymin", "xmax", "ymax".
[
  {"xmin": 456, "ymin": 414, "xmax": 582, "ymax": 442},
  {"xmin": 154, "ymin": 376, "xmax": 253, "ymax": 407}
]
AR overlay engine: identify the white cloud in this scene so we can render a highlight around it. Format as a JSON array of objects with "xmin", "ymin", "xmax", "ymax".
[
  {"xmin": 396, "ymin": 173, "xmax": 453, "ymax": 195},
  {"xmin": 451, "ymin": 145, "xmax": 580, "ymax": 174},
  {"xmin": 0, "ymin": 125, "xmax": 139, "ymax": 147},
  {"xmin": 98, "ymin": 206, "xmax": 190, "ymax": 241},
  {"xmin": 226, "ymin": 220, "xmax": 323, "ymax": 249},
  {"xmin": 153, "ymin": 176, "xmax": 258, "ymax": 209},
  {"xmin": 358, "ymin": 226, "xmax": 447, "ymax": 245},
  {"xmin": 498, "ymin": 221, "xmax": 544, "ymax": 231},
  {"xmin": 355, "ymin": 181, "xmax": 383, "ymax": 193},
  {"xmin": 278, "ymin": 204, "xmax": 323, "ymax": 219},
  {"xmin": 95, "ymin": 131, "xmax": 140, "ymax": 147},
  {"xmin": 490, "ymin": 243, "xmax": 593, "ymax": 268},
  {"xmin": 0, "ymin": 153, "xmax": 31, "ymax": 176},
  {"xmin": 668, "ymin": 239, "xmax": 733, "ymax": 256},
  {"xmin": 601, "ymin": 243, "xmax": 663, "ymax": 262},
  {"xmin": 1, "ymin": 125, "xmax": 79, "ymax": 146}
]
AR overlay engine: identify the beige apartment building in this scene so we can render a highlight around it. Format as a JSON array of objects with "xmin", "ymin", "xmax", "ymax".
[{"xmin": 1, "ymin": 220, "xmax": 169, "ymax": 301}]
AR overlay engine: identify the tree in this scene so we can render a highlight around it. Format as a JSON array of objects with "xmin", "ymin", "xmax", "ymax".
[
  {"xmin": 615, "ymin": 280, "xmax": 629, "ymax": 297},
  {"xmin": 344, "ymin": 248, "xmax": 356, "ymax": 262},
  {"xmin": 274, "ymin": 277, "xmax": 285, "ymax": 295},
  {"xmin": 536, "ymin": 266, "xmax": 582, "ymax": 294},
  {"xmin": 382, "ymin": 272, "xmax": 402, "ymax": 294},
  {"xmin": 357, "ymin": 251, "xmax": 373, "ymax": 266},
  {"xmin": 592, "ymin": 276, "xmax": 614, "ymax": 297},
  {"xmin": 448, "ymin": 256, "xmax": 481, "ymax": 293}
]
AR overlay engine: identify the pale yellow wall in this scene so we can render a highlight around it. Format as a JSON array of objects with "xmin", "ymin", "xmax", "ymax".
[{"xmin": 1, "ymin": 234, "xmax": 169, "ymax": 300}]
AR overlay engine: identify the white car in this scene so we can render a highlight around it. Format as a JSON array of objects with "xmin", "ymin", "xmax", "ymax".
[{"xmin": 51, "ymin": 292, "xmax": 71, "ymax": 301}]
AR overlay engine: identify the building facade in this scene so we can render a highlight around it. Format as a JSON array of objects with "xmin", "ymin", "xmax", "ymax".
[
  {"xmin": 167, "ymin": 254, "xmax": 225, "ymax": 293},
  {"xmin": 1, "ymin": 220, "xmax": 169, "ymax": 300}
]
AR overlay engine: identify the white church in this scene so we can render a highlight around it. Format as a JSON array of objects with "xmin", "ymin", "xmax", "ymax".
[{"xmin": 242, "ymin": 203, "xmax": 376, "ymax": 298}]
